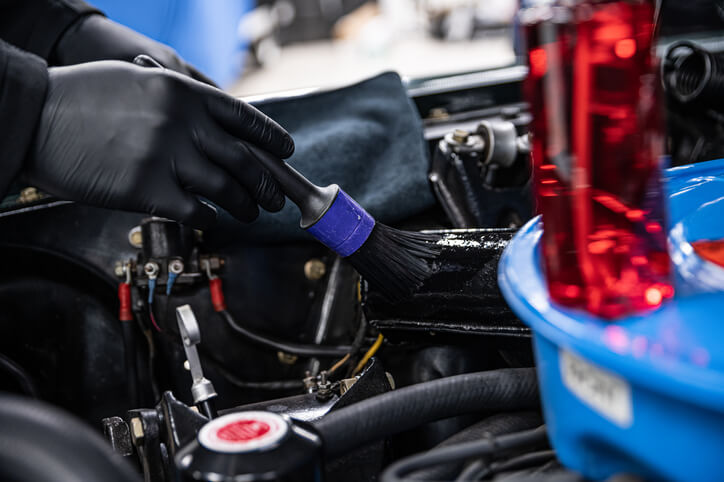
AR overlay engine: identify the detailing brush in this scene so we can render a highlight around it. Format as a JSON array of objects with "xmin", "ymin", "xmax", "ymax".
[{"xmin": 249, "ymin": 145, "xmax": 441, "ymax": 301}]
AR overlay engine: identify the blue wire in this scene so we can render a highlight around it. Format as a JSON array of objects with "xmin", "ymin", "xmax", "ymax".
[
  {"xmin": 147, "ymin": 278, "xmax": 156, "ymax": 304},
  {"xmin": 166, "ymin": 272, "xmax": 178, "ymax": 295}
]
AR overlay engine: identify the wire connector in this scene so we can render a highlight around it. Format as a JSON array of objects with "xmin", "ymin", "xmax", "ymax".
[
  {"xmin": 203, "ymin": 259, "xmax": 226, "ymax": 311},
  {"xmin": 118, "ymin": 283, "xmax": 133, "ymax": 321},
  {"xmin": 118, "ymin": 262, "xmax": 133, "ymax": 321}
]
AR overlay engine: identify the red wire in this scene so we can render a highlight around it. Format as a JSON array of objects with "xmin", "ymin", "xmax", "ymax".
[{"xmin": 149, "ymin": 306, "xmax": 162, "ymax": 332}]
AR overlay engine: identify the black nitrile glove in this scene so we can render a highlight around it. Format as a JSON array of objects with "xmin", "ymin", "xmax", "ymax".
[
  {"xmin": 24, "ymin": 60, "xmax": 293, "ymax": 228},
  {"xmin": 52, "ymin": 14, "xmax": 216, "ymax": 85}
]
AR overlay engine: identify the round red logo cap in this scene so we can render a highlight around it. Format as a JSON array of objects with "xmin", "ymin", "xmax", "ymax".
[{"xmin": 198, "ymin": 411, "xmax": 288, "ymax": 453}]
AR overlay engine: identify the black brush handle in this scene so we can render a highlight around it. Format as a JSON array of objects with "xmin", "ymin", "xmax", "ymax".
[{"xmin": 247, "ymin": 144, "xmax": 338, "ymax": 227}]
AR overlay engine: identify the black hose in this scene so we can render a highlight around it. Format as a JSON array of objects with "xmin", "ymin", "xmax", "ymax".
[
  {"xmin": 380, "ymin": 427, "xmax": 547, "ymax": 482},
  {"xmin": 413, "ymin": 412, "xmax": 543, "ymax": 481},
  {"xmin": 0, "ymin": 353, "xmax": 38, "ymax": 398},
  {"xmin": 0, "ymin": 394, "xmax": 139, "ymax": 482},
  {"xmin": 455, "ymin": 450, "xmax": 555, "ymax": 481},
  {"xmin": 313, "ymin": 368, "xmax": 539, "ymax": 457},
  {"xmin": 220, "ymin": 309, "xmax": 352, "ymax": 357},
  {"xmin": 664, "ymin": 41, "xmax": 724, "ymax": 110}
]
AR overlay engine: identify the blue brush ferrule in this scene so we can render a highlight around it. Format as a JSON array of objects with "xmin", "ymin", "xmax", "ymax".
[{"xmin": 306, "ymin": 189, "xmax": 375, "ymax": 257}]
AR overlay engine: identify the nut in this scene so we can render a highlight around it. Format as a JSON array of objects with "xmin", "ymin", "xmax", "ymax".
[
  {"xmin": 452, "ymin": 129, "xmax": 470, "ymax": 143},
  {"xmin": 304, "ymin": 259, "xmax": 326, "ymax": 281}
]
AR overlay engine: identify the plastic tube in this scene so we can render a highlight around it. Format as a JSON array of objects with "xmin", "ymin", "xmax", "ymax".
[{"xmin": 313, "ymin": 368, "xmax": 539, "ymax": 457}]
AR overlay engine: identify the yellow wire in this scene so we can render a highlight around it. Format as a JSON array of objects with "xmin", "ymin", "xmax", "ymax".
[
  {"xmin": 352, "ymin": 334, "xmax": 384, "ymax": 375},
  {"xmin": 328, "ymin": 353, "xmax": 350, "ymax": 375}
]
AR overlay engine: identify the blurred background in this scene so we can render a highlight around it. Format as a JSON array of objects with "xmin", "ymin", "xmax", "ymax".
[{"xmin": 90, "ymin": 0, "xmax": 518, "ymax": 94}]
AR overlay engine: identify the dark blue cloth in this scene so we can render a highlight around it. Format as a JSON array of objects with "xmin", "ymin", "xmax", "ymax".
[{"xmin": 210, "ymin": 71, "xmax": 435, "ymax": 244}]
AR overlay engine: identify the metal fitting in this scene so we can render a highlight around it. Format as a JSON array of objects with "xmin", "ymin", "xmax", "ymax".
[
  {"xmin": 304, "ymin": 259, "xmax": 326, "ymax": 281},
  {"xmin": 316, "ymin": 370, "xmax": 333, "ymax": 401},
  {"xmin": 128, "ymin": 226, "xmax": 143, "ymax": 249},
  {"xmin": 18, "ymin": 187, "xmax": 41, "ymax": 204},
  {"xmin": 277, "ymin": 352, "xmax": 298, "ymax": 365},
  {"xmin": 169, "ymin": 259, "xmax": 184, "ymax": 275},
  {"xmin": 176, "ymin": 305, "xmax": 217, "ymax": 405},
  {"xmin": 144, "ymin": 262, "xmax": 159, "ymax": 280},
  {"xmin": 130, "ymin": 417, "xmax": 144, "ymax": 442},
  {"xmin": 452, "ymin": 128, "xmax": 470, "ymax": 143}
]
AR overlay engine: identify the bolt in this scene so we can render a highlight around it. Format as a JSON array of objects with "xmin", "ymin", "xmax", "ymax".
[
  {"xmin": 169, "ymin": 259, "xmax": 184, "ymax": 275},
  {"xmin": 304, "ymin": 259, "xmax": 326, "ymax": 281},
  {"xmin": 128, "ymin": 226, "xmax": 143, "ymax": 249},
  {"xmin": 130, "ymin": 417, "xmax": 144, "ymax": 441},
  {"xmin": 114, "ymin": 262, "xmax": 125, "ymax": 278},
  {"xmin": 452, "ymin": 129, "xmax": 469, "ymax": 143},
  {"xmin": 183, "ymin": 360, "xmax": 190, "ymax": 371},
  {"xmin": 316, "ymin": 370, "xmax": 333, "ymax": 401}
]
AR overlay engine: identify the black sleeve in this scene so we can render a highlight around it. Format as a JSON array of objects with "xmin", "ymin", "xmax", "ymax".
[
  {"xmin": 0, "ymin": 0, "xmax": 101, "ymax": 60},
  {"xmin": 0, "ymin": 38, "xmax": 48, "ymax": 196}
]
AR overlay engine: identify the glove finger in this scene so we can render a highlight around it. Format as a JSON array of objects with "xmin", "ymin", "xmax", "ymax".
[
  {"xmin": 196, "ymin": 128, "xmax": 286, "ymax": 213},
  {"xmin": 176, "ymin": 157, "xmax": 260, "ymax": 223},
  {"xmin": 187, "ymin": 64, "xmax": 218, "ymax": 88},
  {"xmin": 204, "ymin": 91, "xmax": 295, "ymax": 159},
  {"xmin": 150, "ymin": 190, "xmax": 218, "ymax": 229}
]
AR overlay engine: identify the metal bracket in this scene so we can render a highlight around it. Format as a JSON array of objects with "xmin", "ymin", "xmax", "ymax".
[{"xmin": 175, "ymin": 304, "xmax": 217, "ymax": 405}]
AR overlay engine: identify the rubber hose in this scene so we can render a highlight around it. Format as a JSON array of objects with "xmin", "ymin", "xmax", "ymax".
[
  {"xmin": 220, "ymin": 309, "xmax": 352, "ymax": 357},
  {"xmin": 413, "ymin": 411, "xmax": 543, "ymax": 481},
  {"xmin": 381, "ymin": 427, "xmax": 547, "ymax": 482},
  {"xmin": 313, "ymin": 368, "xmax": 538, "ymax": 457},
  {"xmin": 0, "ymin": 394, "xmax": 139, "ymax": 482}
]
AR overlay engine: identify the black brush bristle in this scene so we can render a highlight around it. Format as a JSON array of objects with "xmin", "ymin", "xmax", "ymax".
[{"xmin": 347, "ymin": 223, "xmax": 441, "ymax": 301}]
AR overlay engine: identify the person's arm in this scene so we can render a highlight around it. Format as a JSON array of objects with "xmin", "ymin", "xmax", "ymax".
[
  {"xmin": 0, "ymin": 38, "xmax": 48, "ymax": 196},
  {"xmin": 0, "ymin": 0, "xmax": 214, "ymax": 84},
  {"xmin": 0, "ymin": 0, "xmax": 100, "ymax": 60}
]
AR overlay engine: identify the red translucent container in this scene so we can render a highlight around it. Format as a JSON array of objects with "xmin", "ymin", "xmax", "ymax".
[{"xmin": 521, "ymin": 0, "xmax": 673, "ymax": 319}]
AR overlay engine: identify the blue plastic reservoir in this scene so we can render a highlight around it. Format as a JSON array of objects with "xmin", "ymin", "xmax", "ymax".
[
  {"xmin": 89, "ymin": 0, "xmax": 252, "ymax": 86},
  {"xmin": 498, "ymin": 158, "xmax": 724, "ymax": 481}
]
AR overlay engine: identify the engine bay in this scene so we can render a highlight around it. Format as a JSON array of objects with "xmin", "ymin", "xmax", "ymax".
[{"xmin": 2, "ymin": 13, "xmax": 724, "ymax": 476}]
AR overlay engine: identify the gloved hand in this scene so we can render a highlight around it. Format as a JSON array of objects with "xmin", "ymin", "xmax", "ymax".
[
  {"xmin": 51, "ymin": 14, "xmax": 216, "ymax": 85},
  {"xmin": 24, "ymin": 60, "xmax": 293, "ymax": 228}
]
